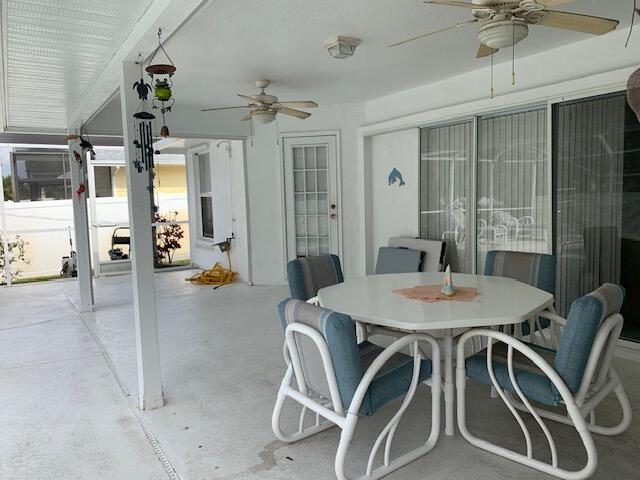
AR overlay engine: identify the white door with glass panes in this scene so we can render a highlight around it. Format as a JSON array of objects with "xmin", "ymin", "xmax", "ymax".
[{"xmin": 283, "ymin": 136, "xmax": 339, "ymax": 260}]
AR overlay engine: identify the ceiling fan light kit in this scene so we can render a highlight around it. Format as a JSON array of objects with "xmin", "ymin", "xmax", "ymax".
[
  {"xmin": 251, "ymin": 110, "xmax": 277, "ymax": 124},
  {"xmin": 323, "ymin": 36, "xmax": 362, "ymax": 59},
  {"xmin": 478, "ymin": 18, "xmax": 528, "ymax": 49}
]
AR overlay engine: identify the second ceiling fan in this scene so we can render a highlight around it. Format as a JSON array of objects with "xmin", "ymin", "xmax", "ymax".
[
  {"xmin": 201, "ymin": 80, "xmax": 318, "ymax": 124},
  {"xmin": 390, "ymin": 0, "xmax": 620, "ymax": 57}
]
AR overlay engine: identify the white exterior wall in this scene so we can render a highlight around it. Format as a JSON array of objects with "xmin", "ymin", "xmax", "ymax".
[
  {"xmin": 245, "ymin": 103, "xmax": 365, "ymax": 285},
  {"xmin": 186, "ymin": 139, "xmax": 251, "ymax": 283},
  {"xmin": 370, "ymin": 129, "xmax": 419, "ymax": 271}
]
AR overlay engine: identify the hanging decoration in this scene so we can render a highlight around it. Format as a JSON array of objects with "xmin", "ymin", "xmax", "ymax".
[
  {"xmin": 65, "ymin": 130, "xmax": 95, "ymax": 201},
  {"xmin": 628, "ymin": 68, "xmax": 640, "ymax": 123},
  {"xmin": 146, "ymin": 28, "xmax": 176, "ymax": 138},
  {"xmin": 131, "ymin": 57, "xmax": 157, "ymax": 174}
]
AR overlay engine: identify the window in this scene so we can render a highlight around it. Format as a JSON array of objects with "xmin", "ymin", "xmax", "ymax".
[
  {"xmin": 197, "ymin": 152, "xmax": 214, "ymax": 239},
  {"xmin": 11, "ymin": 151, "xmax": 72, "ymax": 201}
]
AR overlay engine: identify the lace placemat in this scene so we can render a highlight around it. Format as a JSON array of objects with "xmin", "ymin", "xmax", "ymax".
[{"xmin": 393, "ymin": 284, "xmax": 479, "ymax": 303}]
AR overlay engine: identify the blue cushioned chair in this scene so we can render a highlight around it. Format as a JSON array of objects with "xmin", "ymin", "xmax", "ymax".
[
  {"xmin": 287, "ymin": 255, "xmax": 344, "ymax": 302},
  {"xmin": 456, "ymin": 284, "xmax": 631, "ymax": 480},
  {"xmin": 273, "ymin": 298, "xmax": 441, "ymax": 480},
  {"xmin": 484, "ymin": 250, "xmax": 556, "ymax": 340}
]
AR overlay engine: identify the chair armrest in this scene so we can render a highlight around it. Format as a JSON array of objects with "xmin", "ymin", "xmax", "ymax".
[{"xmin": 537, "ymin": 310, "xmax": 566, "ymax": 327}]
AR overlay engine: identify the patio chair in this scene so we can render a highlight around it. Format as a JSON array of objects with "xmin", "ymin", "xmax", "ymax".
[
  {"xmin": 374, "ymin": 246, "xmax": 424, "ymax": 274},
  {"xmin": 287, "ymin": 254, "xmax": 344, "ymax": 304},
  {"xmin": 484, "ymin": 250, "xmax": 556, "ymax": 343},
  {"xmin": 388, "ymin": 237, "xmax": 447, "ymax": 272},
  {"xmin": 273, "ymin": 299, "xmax": 441, "ymax": 480},
  {"xmin": 456, "ymin": 283, "xmax": 631, "ymax": 480}
]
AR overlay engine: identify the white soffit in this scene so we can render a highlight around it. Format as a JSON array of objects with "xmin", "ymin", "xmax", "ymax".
[{"xmin": 2, "ymin": 0, "xmax": 154, "ymax": 132}]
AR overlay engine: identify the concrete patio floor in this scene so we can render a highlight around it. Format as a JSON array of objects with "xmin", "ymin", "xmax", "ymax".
[{"xmin": 1, "ymin": 271, "xmax": 639, "ymax": 479}]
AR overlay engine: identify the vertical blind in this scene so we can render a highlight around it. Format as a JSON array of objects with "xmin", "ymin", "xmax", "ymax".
[
  {"xmin": 420, "ymin": 121, "xmax": 474, "ymax": 272},
  {"xmin": 476, "ymin": 108, "xmax": 551, "ymax": 272},
  {"xmin": 553, "ymin": 93, "xmax": 626, "ymax": 316}
]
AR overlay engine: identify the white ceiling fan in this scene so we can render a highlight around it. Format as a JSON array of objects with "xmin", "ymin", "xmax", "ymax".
[
  {"xmin": 201, "ymin": 80, "xmax": 318, "ymax": 124},
  {"xmin": 390, "ymin": 1, "xmax": 620, "ymax": 57}
]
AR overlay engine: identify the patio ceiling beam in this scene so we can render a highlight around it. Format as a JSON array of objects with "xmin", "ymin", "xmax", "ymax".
[{"xmin": 67, "ymin": 0, "xmax": 209, "ymax": 130}]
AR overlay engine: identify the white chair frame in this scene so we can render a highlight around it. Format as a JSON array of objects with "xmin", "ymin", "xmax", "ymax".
[
  {"xmin": 456, "ymin": 310, "xmax": 632, "ymax": 480},
  {"xmin": 272, "ymin": 325, "xmax": 441, "ymax": 480}
]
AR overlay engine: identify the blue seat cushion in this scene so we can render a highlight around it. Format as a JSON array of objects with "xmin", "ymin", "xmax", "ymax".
[
  {"xmin": 357, "ymin": 341, "xmax": 432, "ymax": 416},
  {"xmin": 465, "ymin": 342, "xmax": 561, "ymax": 407}
]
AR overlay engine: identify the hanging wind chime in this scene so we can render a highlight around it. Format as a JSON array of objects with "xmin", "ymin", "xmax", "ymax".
[
  {"xmin": 146, "ymin": 28, "xmax": 176, "ymax": 137},
  {"xmin": 132, "ymin": 58, "xmax": 156, "ymax": 174}
]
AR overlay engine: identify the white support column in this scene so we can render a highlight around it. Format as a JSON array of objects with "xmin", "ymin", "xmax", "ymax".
[
  {"xmin": 86, "ymin": 161, "xmax": 102, "ymax": 276},
  {"xmin": 0, "ymin": 161, "xmax": 11, "ymax": 285},
  {"xmin": 120, "ymin": 60, "xmax": 164, "ymax": 410},
  {"xmin": 68, "ymin": 132, "xmax": 95, "ymax": 312}
]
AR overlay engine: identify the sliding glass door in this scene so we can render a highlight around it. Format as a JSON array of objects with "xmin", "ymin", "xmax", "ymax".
[
  {"xmin": 476, "ymin": 108, "xmax": 551, "ymax": 272},
  {"xmin": 420, "ymin": 121, "xmax": 474, "ymax": 272},
  {"xmin": 553, "ymin": 92, "xmax": 640, "ymax": 341},
  {"xmin": 419, "ymin": 108, "xmax": 551, "ymax": 274},
  {"xmin": 419, "ymin": 91, "xmax": 639, "ymax": 342}
]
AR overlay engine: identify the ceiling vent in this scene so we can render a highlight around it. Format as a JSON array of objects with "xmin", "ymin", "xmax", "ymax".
[{"xmin": 324, "ymin": 36, "xmax": 361, "ymax": 59}]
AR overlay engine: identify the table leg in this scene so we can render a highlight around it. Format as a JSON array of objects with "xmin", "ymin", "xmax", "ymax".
[{"xmin": 443, "ymin": 329, "xmax": 454, "ymax": 436}]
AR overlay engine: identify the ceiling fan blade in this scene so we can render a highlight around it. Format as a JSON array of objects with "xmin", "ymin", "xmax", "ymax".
[
  {"xmin": 277, "ymin": 101, "xmax": 318, "ymax": 108},
  {"xmin": 424, "ymin": 0, "xmax": 488, "ymax": 8},
  {"xmin": 389, "ymin": 18, "xmax": 478, "ymax": 47},
  {"xmin": 241, "ymin": 113, "xmax": 252, "ymax": 121},
  {"xmin": 201, "ymin": 105, "xmax": 250, "ymax": 112},
  {"xmin": 236, "ymin": 93, "xmax": 264, "ymax": 105},
  {"xmin": 537, "ymin": 10, "xmax": 619, "ymax": 35},
  {"xmin": 476, "ymin": 43, "xmax": 498, "ymax": 58},
  {"xmin": 277, "ymin": 107, "xmax": 311, "ymax": 119}
]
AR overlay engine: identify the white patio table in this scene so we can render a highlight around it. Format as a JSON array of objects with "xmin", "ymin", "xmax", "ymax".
[{"xmin": 317, "ymin": 272, "xmax": 554, "ymax": 437}]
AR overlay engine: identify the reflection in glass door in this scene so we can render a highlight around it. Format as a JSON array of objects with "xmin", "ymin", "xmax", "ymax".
[
  {"xmin": 476, "ymin": 108, "xmax": 551, "ymax": 272},
  {"xmin": 420, "ymin": 122, "xmax": 474, "ymax": 272}
]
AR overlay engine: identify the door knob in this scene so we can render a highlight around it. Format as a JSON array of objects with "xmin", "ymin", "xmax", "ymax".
[{"xmin": 330, "ymin": 213, "xmax": 337, "ymax": 219}]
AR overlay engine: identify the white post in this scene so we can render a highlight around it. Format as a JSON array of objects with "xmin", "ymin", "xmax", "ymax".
[
  {"xmin": 86, "ymin": 160, "xmax": 102, "ymax": 276},
  {"xmin": 68, "ymin": 132, "xmax": 95, "ymax": 311},
  {"xmin": 120, "ymin": 60, "xmax": 164, "ymax": 410}
]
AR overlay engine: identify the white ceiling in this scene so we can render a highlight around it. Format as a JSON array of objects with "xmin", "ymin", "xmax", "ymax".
[
  {"xmin": 1, "ymin": 0, "xmax": 154, "ymax": 131},
  {"xmin": 167, "ymin": 0, "xmax": 632, "ymax": 109}
]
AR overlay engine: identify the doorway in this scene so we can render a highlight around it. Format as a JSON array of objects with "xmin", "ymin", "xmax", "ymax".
[{"xmin": 282, "ymin": 135, "xmax": 340, "ymax": 261}]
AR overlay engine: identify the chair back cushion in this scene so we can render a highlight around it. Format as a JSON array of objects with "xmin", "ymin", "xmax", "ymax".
[
  {"xmin": 278, "ymin": 298, "xmax": 362, "ymax": 407},
  {"xmin": 484, "ymin": 250, "xmax": 556, "ymax": 294},
  {"xmin": 554, "ymin": 283, "xmax": 625, "ymax": 393},
  {"xmin": 388, "ymin": 237, "xmax": 447, "ymax": 272},
  {"xmin": 287, "ymin": 255, "xmax": 344, "ymax": 301},
  {"xmin": 375, "ymin": 247, "xmax": 424, "ymax": 275}
]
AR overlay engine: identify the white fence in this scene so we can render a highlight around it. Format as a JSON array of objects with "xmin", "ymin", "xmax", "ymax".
[{"xmin": 1, "ymin": 194, "xmax": 190, "ymax": 279}]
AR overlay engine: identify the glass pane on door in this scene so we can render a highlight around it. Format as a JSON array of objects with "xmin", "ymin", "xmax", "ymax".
[
  {"xmin": 420, "ymin": 121, "xmax": 474, "ymax": 272},
  {"xmin": 292, "ymin": 144, "xmax": 330, "ymax": 257},
  {"xmin": 476, "ymin": 108, "xmax": 551, "ymax": 273}
]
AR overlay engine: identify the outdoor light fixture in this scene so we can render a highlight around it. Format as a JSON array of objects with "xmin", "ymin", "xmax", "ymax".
[
  {"xmin": 323, "ymin": 36, "xmax": 361, "ymax": 59},
  {"xmin": 146, "ymin": 28, "xmax": 176, "ymax": 137}
]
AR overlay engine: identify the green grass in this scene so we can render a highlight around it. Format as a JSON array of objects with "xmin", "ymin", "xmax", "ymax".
[{"xmin": 11, "ymin": 274, "xmax": 64, "ymax": 285}]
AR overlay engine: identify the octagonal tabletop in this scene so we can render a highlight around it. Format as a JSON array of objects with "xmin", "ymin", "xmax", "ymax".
[{"xmin": 318, "ymin": 272, "xmax": 554, "ymax": 333}]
